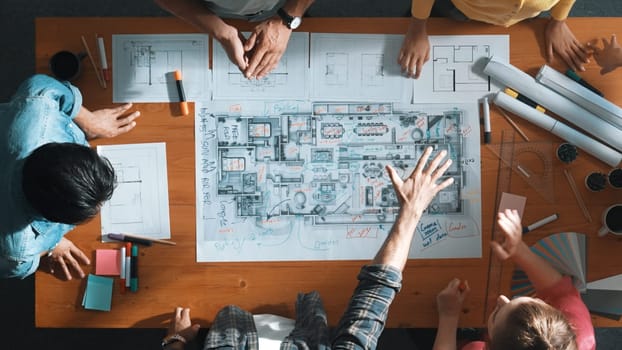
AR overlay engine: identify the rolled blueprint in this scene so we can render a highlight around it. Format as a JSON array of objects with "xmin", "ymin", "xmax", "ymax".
[
  {"xmin": 493, "ymin": 91, "xmax": 622, "ymax": 167},
  {"xmin": 483, "ymin": 57, "xmax": 622, "ymax": 152},
  {"xmin": 536, "ymin": 65, "xmax": 622, "ymax": 131}
]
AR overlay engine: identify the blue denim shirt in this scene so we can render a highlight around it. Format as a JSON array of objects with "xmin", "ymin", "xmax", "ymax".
[{"xmin": 0, "ymin": 74, "xmax": 86, "ymax": 279}]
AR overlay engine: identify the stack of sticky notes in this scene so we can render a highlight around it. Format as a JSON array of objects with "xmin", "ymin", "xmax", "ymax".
[
  {"xmin": 82, "ymin": 249, "xmax": 121, "ymax": 311},
  {"xmin": 82, "ymin": 274, "xmax": 114, "ymax": 311}
]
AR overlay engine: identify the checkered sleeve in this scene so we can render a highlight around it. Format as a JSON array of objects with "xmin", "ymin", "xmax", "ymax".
[{"xmin": 331, "ymin": 264, "xmax": 402, "ymax": 350}]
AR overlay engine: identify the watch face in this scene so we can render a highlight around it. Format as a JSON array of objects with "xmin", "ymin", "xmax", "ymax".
[{"xmin": 290, "ymin": 17, "xmax": 302, "ymax": 29}]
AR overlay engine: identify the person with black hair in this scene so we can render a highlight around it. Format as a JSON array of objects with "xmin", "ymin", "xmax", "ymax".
[{"xmin": 0, "ymin": 74, "xmax": 140, "ymax": 280}]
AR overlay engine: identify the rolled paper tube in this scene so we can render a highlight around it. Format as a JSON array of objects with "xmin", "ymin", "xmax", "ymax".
[
  {"xmin": 483, "ymin": 57, "xmax": 622, "ymax": 153},
  {"xmin": 493, "ymin": 92, "xmax": 622, "ymax": 167}
]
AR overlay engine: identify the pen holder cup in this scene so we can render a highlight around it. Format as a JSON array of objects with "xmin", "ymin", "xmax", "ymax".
[
  {"xmin": 49, "ymin": 50, "xmax": 86, "ymax": 81},
  {"xmin": 608, "ymin": 168, "xmax": 622, "ymax": 189},
  {"xmin": 597, "ymin": 204, "xmax": 622, "ymax": 237},
  {"xmin": 585, "ymin": 172, "xmax": 607, "ymax": 192},
  {"xmin": 556, "ymin": 143, "xmax": 578, "ymax": 164}
]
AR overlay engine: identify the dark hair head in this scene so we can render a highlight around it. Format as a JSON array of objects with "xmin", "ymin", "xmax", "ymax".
[
  {"xmin": 489, "ymin": 300, "xmax": 578, "ymax": 350},
  {"xmin": 22, "ymin": 142, "xmax": 116, "ymax": 225}
]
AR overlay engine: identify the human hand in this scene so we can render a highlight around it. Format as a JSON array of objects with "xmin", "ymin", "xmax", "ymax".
[
  {"xmin": 40, "ymin": 237, "xmax": 90, "ymax": 280},
  {"xmin": 437, "ymin": 278, "xmax": 470, "ymax": 319},
  {"xmin": 243, "ymin": 17, "xmax": 292, "ymax": 79},
  {"xmin": 587, "ymin": 34, "xmax": 622, "ymax": 75},
  {"xmin": 491, "ymin": 209, "xmax": 525, "ymax": 261},
  {"xmin": 545, "ymin": 19, "xmax": 589, "ymax": 72},
  {"xmin": 386, "ymin": 147, "xmax": 454, "ymax": 217},
  {"xmin": 398, "ymin": 18, "xmax": 430, "ymax": 79},
  {"xmin": 74, "ymin": 103, "xmax": 140, "ymax": 139},
  {"xmin": 167, "ymin": 307, "xmax": 200, "ymax": 343},
  {"xmin": 215, "ymin": 24, "xmax": 249, "ymax": 72}
]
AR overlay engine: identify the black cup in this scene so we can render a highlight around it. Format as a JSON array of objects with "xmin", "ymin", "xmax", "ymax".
[
  {"xmin": 585, "ymin": 172, "xmax": 607, "ymax": 192},
  {"xmin": 608, "ymin": 168, "xmax": 622, "ymax": 189},
  {"xmin": 598, "ymin": 204, "xmax": 622, "ymax": 236},
  {"xmin": 49, "ymin": 51, "xmax": 86, "ymax": 81}
]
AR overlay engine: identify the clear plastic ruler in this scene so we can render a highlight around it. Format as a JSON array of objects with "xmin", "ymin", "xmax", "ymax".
[{"xmin": 484, "ymin": 130, "xmax": 514, "ymax": 320}]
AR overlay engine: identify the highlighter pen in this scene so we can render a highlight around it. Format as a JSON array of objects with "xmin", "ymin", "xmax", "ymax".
[
  {"xmin": 482, "ymin": 97, "xmax": 491, "ymax": 144},
  {"xmin": 130, "ymin": 244, "xmax": 138, "ymax": 292},
  {"xmin": 504, "ymin": 88, "xmax": 546, "ymax": 113},
  {"xmin": 565, "ymin": 69, "xmax": 604, "ymax": 97},
  {"xmin": 119, "ymin": 246, "xmax": 126, "ymax": 293},
  {"xmin": 107, "ymin": 233, "xmax": 153, "ymax": 247},
  {"xmin": 125, "ymin": 243, "xmax": 131, "ymax": 289},
  {"xmin": 174, "ymin": 70, "xmax": 189, "ymax": 116},
  {"xmin": 522, "ymin": 213, "xmax": 559, "ymax": 234}
]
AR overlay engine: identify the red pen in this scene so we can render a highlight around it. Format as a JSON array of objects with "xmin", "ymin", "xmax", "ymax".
[
  {"xmin": 97, "ymin": 37, "xmax": 110, "ymax": 82},
  {"xmin": 119, "ymin": 245, "xmax": 126, "ymax": 294},
  {"xmin": 124, "ymin": 242, "xmax": 131, "ymax": 290},
  {"xmin": 174, "ymin": 70, "xmax": 189, "ymax": 116}
]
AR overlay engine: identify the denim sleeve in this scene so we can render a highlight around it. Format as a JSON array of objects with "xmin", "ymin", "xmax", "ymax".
[
  {"xmin": 12, "ymin": 74, "xmax": 82, "ymax": 120},
  {"xmin": 331, "ymin": 264, "xmax": 402, "ymax": 350}
]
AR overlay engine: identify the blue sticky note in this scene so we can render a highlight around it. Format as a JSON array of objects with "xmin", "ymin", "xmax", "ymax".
[{"xmin": 83, "ymin": 274, "xmax": 114, "ymax": 311}]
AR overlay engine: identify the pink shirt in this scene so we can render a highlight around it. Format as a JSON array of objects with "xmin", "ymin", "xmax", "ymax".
[{"xmin": 462, "ymin": 276, "xmax": 595, "ymax": 350}]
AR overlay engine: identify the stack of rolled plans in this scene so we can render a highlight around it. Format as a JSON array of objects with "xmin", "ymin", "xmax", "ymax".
[
  {"xmin": 483, "ymin": 56, "xmax": 622, "ymax": 153},
  {"xmin": 483, "ymin": 56, "xmax": 622, "ymax": 167},
  {"xmin": 536, "ymin": 65, "xmax": 622, "ymax": 131}
]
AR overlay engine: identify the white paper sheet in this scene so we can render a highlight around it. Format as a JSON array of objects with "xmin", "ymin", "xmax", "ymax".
[
  {"xmin": 310, "ymin": 33, "xmax": 413, "ymax": 103},
  {"xmin": 98, "ymin": 142, "xmax": 171, "ymax": 240},
  {"xmin": 413, "ymin": 35, "xmax": 510, "ymax": 103},
  {"xmin": 195, "ymin": 100, "xmax": 481, "ymax": 262},
  {"xmin": 212, "ymin": 32, "xmax": 309, "ymax": 100},
  {"xmin": 112, "ymin": 34, "xmax": 210, "ymax": 102}
]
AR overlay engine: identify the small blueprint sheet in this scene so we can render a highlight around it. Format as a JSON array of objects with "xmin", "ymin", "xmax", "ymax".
[
  {"xmin": 212, "ymin": 32, "xmax": 309, "ymax": 100},
  {"xmin": 98, "ymin": 142, "xmax": 171, "ymax": 240},
  {"xmin": 195, "ymin": 101, "xmax": 482, "ymax": 262},
  {"xmin": 310, "ymin": 34, "xmax": 412, "ymax": 103},
  {"xmin": 414, "ymin": 35, "xmax": 509, "ymax": 103},
  {"xmin": 112, "ymin": 34, "xmax": 209, "ymax": 103}
]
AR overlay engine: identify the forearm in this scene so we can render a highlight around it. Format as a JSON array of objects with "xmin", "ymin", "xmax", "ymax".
[
  {"xmin": 155, "ymin": 0, "xmax": 228, "ymax": 39},
  {"xmin": 332, "ymin": 265, "xmax": 401, "ymax": 350},
  {"xmin": 512, "ymin": 242, "xmax": 562, "ymax": 292},
  {"xmin": 432, "ymin": 316, "xmax": 459, "ymax": 350},
  {"xmin": 281, "ymin": 0, "xmax": 315, "ymax": 17},
  {"xmin": 412, "ymin": 0, "xmax": 435, "ymax": 19},
  {"xmin": 372, "ymin": 205, "xmax": 421, "ymax": 270},
  {"xmin": 549, "ymin": 0, "xmax": 575, "ymax": 20},
  {"xmin": 73, "ymin": 106, "xmax": 96, "ymax": 140}
]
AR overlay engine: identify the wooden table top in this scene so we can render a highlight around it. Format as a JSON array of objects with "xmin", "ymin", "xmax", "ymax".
[{"xmin": 34, "ymin": 17, "xmax": 622, "ymax": 328}]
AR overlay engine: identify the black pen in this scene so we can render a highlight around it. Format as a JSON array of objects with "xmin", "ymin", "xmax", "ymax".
[
  {"xmin": 565, "ymin": 69, "xmax": 604, "ymax": 97},
  {"xmin": 130, "ymin": 244, "xmax": 138, "ymax": 292}
]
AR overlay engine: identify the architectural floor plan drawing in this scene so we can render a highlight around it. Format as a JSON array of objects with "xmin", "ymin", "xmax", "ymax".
[
  {"xmin": 196, "ymin": 102, "xmax": 482, "ymax": 262},
  {"xmin": 310, "ymin": 34, "xmax": 413, "ymax": 103},
  {"xmin": 211, "ymin": 32, "xmax": 308, "ymax": 100},
  {"xmin": 414, "ymin": 35, "xmax": 509, "ymax": 103},
  {"xmin": 432, "ymin": 44, "xmax": 492, "ymax": 92},
  {"xmin": 98, "ymin": 142, "xmax": 171, "ymax": 241},
  {"xmin": 112, "ymin": 34, "xmax": 209, "ymax": 102}
]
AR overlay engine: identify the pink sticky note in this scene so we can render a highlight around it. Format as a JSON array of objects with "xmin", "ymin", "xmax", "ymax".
[
  {"xmin": 499, "ymin": 192, "xmax": 526, "ymax": 218},
  {"xmin": 95, "ymin": 249, "xmax": 121, "ymax": 276}
]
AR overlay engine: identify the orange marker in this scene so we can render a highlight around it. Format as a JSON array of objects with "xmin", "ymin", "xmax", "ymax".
[{"xmin": 174, "ymin": 70, "xmax": 189, "ymax": 116}]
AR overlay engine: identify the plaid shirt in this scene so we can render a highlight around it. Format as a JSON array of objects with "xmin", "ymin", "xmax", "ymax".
[{"xmin": 203, "ymin": 264, "xmax": 402, "ymax": 350}]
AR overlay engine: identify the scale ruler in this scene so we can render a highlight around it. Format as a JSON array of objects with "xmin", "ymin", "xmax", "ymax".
[{"xmin": 484, "ymin": 130, "xmax": 514, "ymax": 320}]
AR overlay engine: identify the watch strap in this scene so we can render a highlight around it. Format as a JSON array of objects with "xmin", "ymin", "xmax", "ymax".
[
  {"xmin": 161, "ymin": 334, "xmax": 187, "ymax": 349},
  {"xmin": 277, "ymin": 8, "xmax": 299, "ymax": 29}
]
